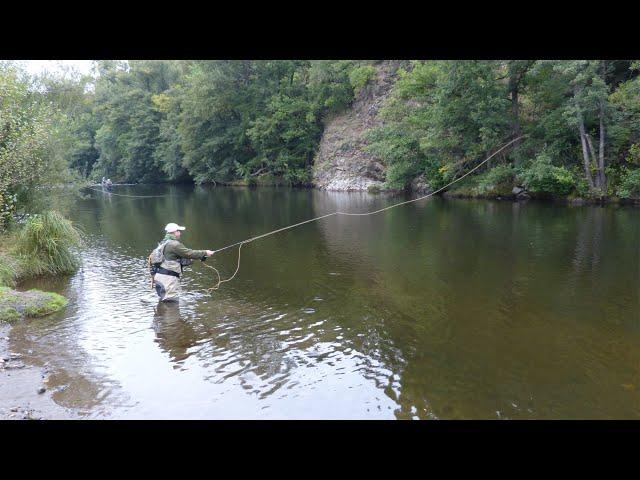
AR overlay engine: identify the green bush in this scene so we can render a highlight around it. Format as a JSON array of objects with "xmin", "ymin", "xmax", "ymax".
[
  {"xmin": 626, "ymin": 144, "xmax": 640, "ymax": 166},
  {"xmin": 617, "ymin": 168, "xmax": 640, "ymax": 199},
  {"xmin": 12, "ymin": 211, "xmax": 82, "ymax": 277},
  {"xmin": 366, "ymin": 126, "xmax": 424, "ymax": 189},
  {"xmin": 573, "ymin": 173, "xmax": 591, "ymax": 198},
  {"xmin": 476, "ymin": 164, "xmax": 515, "ymax": 194},
  {"xmin": 518, "ymin": 153, "xmax": 575, "ymax": 196},
  {"xmin": 349, "ymin": 66, "xmax": 377, "ymax": 96}
]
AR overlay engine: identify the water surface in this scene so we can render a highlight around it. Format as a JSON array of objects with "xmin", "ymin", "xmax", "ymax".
[{"xmin": 9, "ymin": 185, "xmax": 640, "ymax": 419}]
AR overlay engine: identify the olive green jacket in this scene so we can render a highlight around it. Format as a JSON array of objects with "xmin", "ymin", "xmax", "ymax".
[{"xmin": 159, "ymin": 233, "xmax": 207, "ymax": 275}]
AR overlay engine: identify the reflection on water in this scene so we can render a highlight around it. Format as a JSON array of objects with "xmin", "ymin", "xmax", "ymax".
[{"xmin": 8, "ymin": 185, "xmax": 640, "ymax": 419}]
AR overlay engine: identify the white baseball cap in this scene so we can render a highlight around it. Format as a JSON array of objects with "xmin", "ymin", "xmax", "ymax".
[{"xmin": 165, "ymin": 223, "xmax": 186, "ymax": 233}]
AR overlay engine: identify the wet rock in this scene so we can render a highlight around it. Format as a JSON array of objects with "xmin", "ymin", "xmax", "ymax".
[
  {"xmin": 410, "ymin": 175, "xmax": 433, "ymax": 194},
  {"xmin": 512, "ymin": 186, "xmax": 524, "ymax": 195},
  {"xmin": 0, "ymin": 287, "xmax": 69, "ymax": 323}
]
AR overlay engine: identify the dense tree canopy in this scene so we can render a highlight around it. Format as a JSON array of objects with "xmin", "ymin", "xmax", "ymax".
[
  {"xmin": 2, "ymin": 59, "xmax": 640, "ymax": 231},
  {"xmin": 368, "ymin": 60, "xmax": 640, "ymax": 198}
]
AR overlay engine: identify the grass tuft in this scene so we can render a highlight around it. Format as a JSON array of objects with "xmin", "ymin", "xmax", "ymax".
[{"xmin": 12, "ymin": 211, "xmax": 82, "ymax": 278}]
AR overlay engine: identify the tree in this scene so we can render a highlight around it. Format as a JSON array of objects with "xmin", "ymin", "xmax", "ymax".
[
  {"xmin": 553, "ymin": 60, "xmax": 610, "ymax": 195},
  {"xmin": 0, "ymin": 63, "xmax": 54, "ymax": 229}
]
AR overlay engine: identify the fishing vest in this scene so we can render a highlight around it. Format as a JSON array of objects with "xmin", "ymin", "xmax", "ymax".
[
  {"xmin": 159, "ymin": 240, "xmax": 185, "ymax": 276},
  {"xmin": 149, "ymin": 240, "xmax": 184, "ymax": 278}
]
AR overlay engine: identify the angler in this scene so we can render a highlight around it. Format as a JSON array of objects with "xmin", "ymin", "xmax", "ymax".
[{"xmin": 149, "ymin": 223, "xmax": 215, "ymax": 302}]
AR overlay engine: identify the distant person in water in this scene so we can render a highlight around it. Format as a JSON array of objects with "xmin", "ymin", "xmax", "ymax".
[{"xmin": 152, "ymin": 223, "xmax": 215, "ymax": 302}]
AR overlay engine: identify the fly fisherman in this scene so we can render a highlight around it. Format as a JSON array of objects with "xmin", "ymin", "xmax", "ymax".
[{"xmin": 152, "ymin": 223, "xmax": 215, "ymax": 302}]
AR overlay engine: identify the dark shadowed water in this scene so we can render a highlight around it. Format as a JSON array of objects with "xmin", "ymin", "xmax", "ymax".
[{"xmin": 9, "ymin": 185, "xmax": 640, "ymax": 419}]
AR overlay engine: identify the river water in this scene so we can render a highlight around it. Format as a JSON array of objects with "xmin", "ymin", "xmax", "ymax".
[{"xmin": 8, "ymin": 185, "xmax": 640, "ymax": 419}]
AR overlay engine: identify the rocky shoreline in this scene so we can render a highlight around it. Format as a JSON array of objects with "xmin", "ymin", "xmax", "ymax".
[
  {"xmin": 199, "ymin": 180, "xmax": 640, "ymax": 206},
  {"xmin": 0, "ymin": 286, "xmax": 77, "ymax": 420}
]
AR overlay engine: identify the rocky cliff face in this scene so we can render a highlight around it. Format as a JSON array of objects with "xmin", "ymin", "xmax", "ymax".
[{"xmin": 312, "ymin": 61, "xmax": 402, "ymax": 191}]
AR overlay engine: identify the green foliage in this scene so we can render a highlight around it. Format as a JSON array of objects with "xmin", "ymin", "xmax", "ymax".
[
  {"xmin": 90, "ymin": 61, "xmax": 177, "ymax": 183},
  {"xmin": 573, "ymin": 173, "xmax": 591, "ymax": 198},
  {"xmin": 7, "ymin": 59, "xmax": 640, "ymax": 200},
  {"xmin": 173, "ymin": 60, "xmax": 359, "ymax": 186},
  {"xmin": 448, "ymin": 164, "xmax": 516, "ymax": 197},
  {"xmin": 308, "ymin": 60, "xmax": 356, "ymax": 114},
  {"xmin": 368, "ymin": 61, "xmax": 513, "ymax": 190},
  {"xmin": 0, "ymin": 254, "xmax": 17, "ymax": 287},
  {"xmin": 517, "ymin": 152, "xmax": 575, "ymax": 195},
  {"xmin": 0, "ymin": 64, "xmax": 54, "ymax": 230},
  {"xmin": 475, "ymin": 164, "xmax": 516, "ymax": 194},
  {"xmin": 366, "ymin": 125, "xmax": 423, "ymax": 189},
  {"xmin": 12, "ymin": 211, "xmax": 82, "ymax": 277},
  {"xmin": 349, "ymin": 65, "xmax": 377, "ymax": 95},
  {"xmin": 626, "ymin": 143, "xmax": 640, "ymax": 165},
  {"xmin": 366, "ymin": 59, "xmax": 640, "ymax": 197},
  {"xmin": 617, "ymin": 168, "xmax": 640, "ymax": 198},
  {"xmin": 37, "ymin": 69, "xmax": 100, "ymax": 179}
]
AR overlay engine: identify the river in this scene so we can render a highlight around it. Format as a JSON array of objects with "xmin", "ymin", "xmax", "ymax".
[{"xmin": 7, "ymin": 185, "xmax": 640, "ymax": 419}]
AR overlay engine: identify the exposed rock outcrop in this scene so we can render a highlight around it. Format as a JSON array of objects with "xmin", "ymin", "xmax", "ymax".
[
  {"xmin": 410, "ymin": 174, "xmax": 433, "ymax": 195},
  {"xmin": 313, "ymin": 61, "xmax": 403, "ymax": 191}
]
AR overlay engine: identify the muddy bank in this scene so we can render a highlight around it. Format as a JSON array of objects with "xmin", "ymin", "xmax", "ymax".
[{"xmin": 0, "ymin": 323, "xmax": 78, "ymax": 420}]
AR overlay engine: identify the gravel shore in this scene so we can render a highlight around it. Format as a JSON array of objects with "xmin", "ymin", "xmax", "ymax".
[{"xmin": 0, "ymin": 324, "xmax": 78, "ymax": 420}]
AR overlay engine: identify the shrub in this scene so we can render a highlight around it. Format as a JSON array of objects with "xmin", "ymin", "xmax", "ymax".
[
  {"xmin": 12, "ymin": 211, "xmax": 82, "ymax": 277},
  {"xmin": 617, "ymin": 168, "xmax": 640, "ymax": 199},
  {"xmin": 349, "ymin": 66, "xmax": 377, "ymax": 96},
  {"xmin": 476, "ymin": 164, "xmax": 515, "ymax": 194},
  {"xmin": 366, "ymin": 126, "xmax": 424, "ymax": 189},
  {"xmin": 573, "ymin": 173, "xmax": 591, "ymax": 198},
  {"xmin": 517, "ymin": 153, "xmax": 575, "ymax": 196}
]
